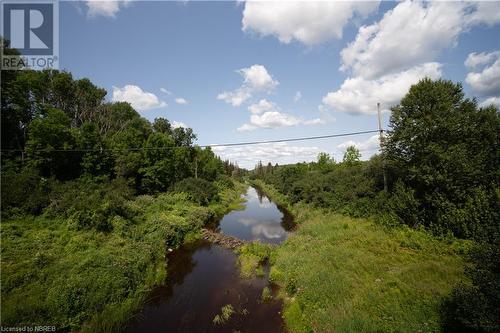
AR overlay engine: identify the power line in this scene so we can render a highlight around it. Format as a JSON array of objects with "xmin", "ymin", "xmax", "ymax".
[
  {"xmin": 207, "ymin": 130, "xmax": 381, "ymax": 147},
  {"xmin": 0, "ymin": 129, "xmax": 382, "ymax": 153}
]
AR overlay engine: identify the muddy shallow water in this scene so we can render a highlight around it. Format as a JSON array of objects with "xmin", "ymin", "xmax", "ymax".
[{"xmin": 125, "ymin": 186, "xmax": 293, "ymax": 333}]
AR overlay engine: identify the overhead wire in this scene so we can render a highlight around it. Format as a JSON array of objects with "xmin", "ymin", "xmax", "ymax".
[{"xmin": 0, "ymin": 129, "xmax": 382, "ymax": 153}]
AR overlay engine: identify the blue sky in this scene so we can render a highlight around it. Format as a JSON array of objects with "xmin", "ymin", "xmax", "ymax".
[{"xmin": 59, "ymin": 1, "xmax": 500, "ymax": 168}]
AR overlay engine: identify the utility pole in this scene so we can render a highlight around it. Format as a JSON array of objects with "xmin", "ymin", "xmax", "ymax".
[
  {"xmin": 194, "ymin": 155, "xmax": 198, "ymax": 179},
  {"xmin": 377, "ymin": 102, "xmax": 388, "ymax": 192}
]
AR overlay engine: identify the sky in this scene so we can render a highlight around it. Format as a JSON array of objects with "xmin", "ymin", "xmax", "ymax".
[{"xmin": 59, "ymin": 1, "xmax": 500, "ymax": 169}]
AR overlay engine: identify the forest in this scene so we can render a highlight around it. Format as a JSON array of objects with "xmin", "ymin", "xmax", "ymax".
[{"xmin": 1, "ymin": 37, "xmax": 499, "ymax": 333}]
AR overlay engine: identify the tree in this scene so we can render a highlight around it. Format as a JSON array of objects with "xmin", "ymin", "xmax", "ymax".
[
  {"xmin": 343, "ymin": 146, "xmax": 361, "ymax": 165},
  {"xmin": 25, "ymin": 108, "xmax": 80, "ymax": 179},
  {"xmin": 385, "ymin": 78, "xmax": 500, "ymax": 239},
  {"xmin": 317, "ymin": 152, "xmax": 334, "ymax": 169},
  {"xmin": 139, "ymin": 132, "xmax": 176, "ymax": 193},
  {"xmin": 152, "ymin": 117, "xmax": 172, "ymax": 134}
]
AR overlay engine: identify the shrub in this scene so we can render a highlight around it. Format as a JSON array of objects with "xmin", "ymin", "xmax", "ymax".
[
  {"xmin": 46, "ymin": 178, "xmax": 133, "ymax": 231},
  {"xmin": 170, "ymin": 177, "xmax": 218, "ymax": 206},
  {"xmin": 442, "ymin": 241, "xmax": 500, "ymax": 332},
  {"xmin": 1, "ymin": 166, "xmax": 52, "ymax": 217}
]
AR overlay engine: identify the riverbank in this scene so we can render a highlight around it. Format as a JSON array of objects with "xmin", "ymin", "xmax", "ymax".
[
  {"xmin": 252, "ymin": 180, "xmax": 469, "ymax": 332},
  {"xmin": 124, "ymin": 184, "xmax": 289, "ymax": 332},
  {"xmin": 0, "ymin": 181, "xmax": 247, "ymax": 333}
]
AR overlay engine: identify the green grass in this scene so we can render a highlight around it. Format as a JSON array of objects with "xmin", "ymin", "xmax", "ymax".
[
  {"xmin": 236, "ymin": 241, "xmax": 274, "ymax": 279},
  {"xmin": 255, "ymin": 181, "xmax": 468, "ymax": 333},
  {"xmin": 1, "ymin": 183, "xmax": 246, "ymax": 332}
]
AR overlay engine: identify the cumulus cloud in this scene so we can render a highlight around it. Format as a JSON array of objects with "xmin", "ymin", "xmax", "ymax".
[
  {"xmin": 86, "ymin": 0, "xmax": 131, "ymax": 18},
  {"xmin": 340, "ymin": 1, "xmax": 500, "ymax": 80},
  {"xmin": 247, "ymin": 111, "xmax": 302, "ymax": 129},
  {"xmin": 467, "ymin": 2, "xmax": 500, "ymax": 27},
  {"xmin": 175, "ymin": 97, "xmax": 189, "ymax": 105},
  {"xmin": 217, "ymin": 65, "xmax": 278, "ymax": 107},
  {"xmin": 238, "ymin": 99, "xmax": 324, "ymax": 131},
  {"xmin": 242, "ymin": 1, "xmax": 379, "ymax": 45},
  {"xmin": 211, "ymin": 142, "xmax": 322, "ymax": 169},
  {"xmin": 465, "ymin": 51, "xmax": 500, "ymax": 97},
  {"xmin": 479, "ymin": 96, "xmax": 500, "ymax": 108},
  {"xmin": 112, "ymin": 85, "xmax": 167, "ymax": 111},
  {"xmin": 321, "ymin": 62, "xmax": 442, "ymax": 115},
  {"xmin": 337, "ymin": 134, "xmax": 380, "ymax": 158},
  {"xmin": 248, "ymin": 99, "xmax": 277, "ymax": 114}
]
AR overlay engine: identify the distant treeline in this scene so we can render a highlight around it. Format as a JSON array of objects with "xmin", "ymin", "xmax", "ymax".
[{"xmin": 252, "ymin": 78, "xmax": 500, "ymax": 332}]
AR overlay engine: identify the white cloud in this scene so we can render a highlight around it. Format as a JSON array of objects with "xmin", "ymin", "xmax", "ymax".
[
  {"xmin": 340, "ymin": 1, "xmax": 500, "ymax": 80},
  {"xmin": 236, "ymin": 123, "xmax": 257, "ymax": 132},
  {"xmin": 238, "ymin": 99, "xmax": 324, "ymax": 131},
  {"xmin": 217, "ymin": 65, "xmax": 278, "ymax": 107},
  {"xmin": 239, "ymin": 64, "xmax": 279, "ymax": 91},
  {"xmin": 479, "ymin": 96, "xmax": 500, "ymax": 108},
  {"xmin": 160, "ymin": 87, "xmax": 172, "ymax": 95},
  {"xmin": 467, "ymin": 2, "xmax": 500, "ymax": 27},
  {"xmin": 294, "ymin": 91, "xmax": 302, "ymax": 102},
  {"xmin": 175, "ymin": 97, "xmax": 189, "ymax": 105},
  {"xmin": 465, "ymin": 51, "xmax": 500, "ymax": 97},
  {"xmin": 248, "ymin": 99, "xmax": 277, "ymax": 114},
  {"xmin": 112, "ymin": 85, "xmax": 167, "ymax": 111},
  {"xmin": 337, "ymin": 134, "xmax": 380, "ymax": 159},
  {"xmin": 172, "ymin": 121, "xmax": 188, "ymax": 129},
  {"xmin": 249, "ymin": 111, "xmax": 302, "ymax": 129},
  {"xmin": 217, "ymin": 90, "xmax": 251, "ymax": 107},
  {"xmin": 86, "ymin": 0, "xmax": 131, "ymax": 18},
  {"xmin": 242, "ymin": 1, "xmax": 379, "ymax": 45},
  {"xmin": 321, "ymin": 62, "xmax": 442, "ymax": 115},
  {"xmin": 211, "ymin": 142, "xmax": 322, "ymax": 169},
  {"xmin": 465, "ymin": 51, "xmax": 500, "ymax": 69}
]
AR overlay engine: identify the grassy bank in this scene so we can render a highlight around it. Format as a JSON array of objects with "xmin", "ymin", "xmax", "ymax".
[
  {"xmin": 1, "ymin": 182, "xmax": 246, "ymax": 332},
  {"xmin": 253, "ymin": 180, "xmax": 468, "ymax": 333}
]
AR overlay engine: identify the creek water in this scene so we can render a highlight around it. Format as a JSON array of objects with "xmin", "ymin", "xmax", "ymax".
[{"xmin": 125, "ymin": 186, "xmax": 294, "ymax": 333}]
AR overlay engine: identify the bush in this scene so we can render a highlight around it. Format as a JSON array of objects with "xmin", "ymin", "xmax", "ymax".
[
  {"xmin": 442, "ymin": 241, "xmax": 500, "ymax": 332},
  {"xmin": 261, "ymin": 160, "xmax": 385, "ymax": 218},
  {"xmin": 1, "ymin": 166, "xmax": 53, "ymax": 217},
  {"xmin": 46, "ymin": 178, "xmax": 133, "ymax": 231},
  {"xmin": 170, "ymin": 177, "xmax": 218, "ymax": 206},
  {"xmin": 214, "ymin": 174, "xmax": 235, "ymax": 191}
]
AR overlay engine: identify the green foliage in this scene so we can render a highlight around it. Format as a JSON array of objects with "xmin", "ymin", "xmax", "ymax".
[
  {"xmin": 342, "ymin": 145, "xmax": 361, "ymax": 165},
  {"xmin": 1, "ymin": 183, "xmax": 244, "ymax": 332},
  {"xmin": 26, "ymin": 108, "xmax": 80, "ymax": 179},
  {"xmin": 45, "ymin": 179, "xmax": 133, "ymax": 232},
  {"xmin": 212, "ymin": 304, "xmax": 235, "ymax": 325},
  {"xmin": 260, "ymin": 157, "xmax": 386, "ymax": 218},
  {"xmin": 171, "ymin": 177, "xmax": 219, "ymax": 206},
  {"xmin": 236, "ymin": 242, "xmax": 274, "ymax": 278},
  {"xmin": 1, "ymin": 64, "xmax": 233, "ymax": 195},
  {"xmin": 261, "ymin": 287, "xmax": 272, "ymax": 302},
  {"xmin": 385, "ymin": 78, "xmax": 500, "ymax": 240},
  {"xmin": 442, "ymin": 241, "xmax": 500, "ymax": 333},
  {"xmin": 1, "ymin": 165, "xmax": 52, "ymax": 217},
  {"xmin": 316, "ymin": 152, "xmax": 335, "ymax": 170}
]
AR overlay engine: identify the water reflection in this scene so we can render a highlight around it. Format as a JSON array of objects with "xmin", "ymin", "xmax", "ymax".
[
  {"xmin": 125, "ymin": 240, "xmax": 284, "ymax": 333},
  {"xmin": 216, "ymin": 186, "xmax": 294, "ymax": 244}
]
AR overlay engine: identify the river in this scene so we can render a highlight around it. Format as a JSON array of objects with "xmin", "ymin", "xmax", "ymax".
[{"xmin": 124, "ymin": 185, "xmax": 294, "ymax": 333}]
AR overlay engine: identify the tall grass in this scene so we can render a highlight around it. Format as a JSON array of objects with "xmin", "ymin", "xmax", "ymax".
[{"xmin": 256, "ymin": 182, "xmax": 468, "ymax": 332}]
